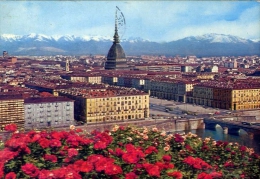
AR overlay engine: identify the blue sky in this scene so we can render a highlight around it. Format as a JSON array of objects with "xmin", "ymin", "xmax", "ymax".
[{"xmin": 0, "ymin": 1, "xmax": 259, "ymax": 42}]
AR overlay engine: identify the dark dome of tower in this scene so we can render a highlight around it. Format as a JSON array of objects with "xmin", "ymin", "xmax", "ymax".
[
  {"xmin": 104, "ymin": 7, "xmax": 128, "ymax": 70},
  {"xmin": 107, "ymin": 43, "xmax": 126, "ymax": 59}
]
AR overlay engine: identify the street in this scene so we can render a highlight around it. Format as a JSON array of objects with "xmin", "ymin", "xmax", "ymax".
[{"xmin": 149, "ymin": 97, "xmax": 230, "ymax": 120}]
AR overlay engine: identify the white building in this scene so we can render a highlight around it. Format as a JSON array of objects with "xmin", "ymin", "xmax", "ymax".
[{"xmin": 24, "ymin": 97, "xmax": 74, "ymax": 129}]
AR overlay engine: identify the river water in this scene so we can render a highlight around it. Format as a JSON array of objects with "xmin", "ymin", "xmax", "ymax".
[{"xmin": 181, "ymin": 126, "xmax": 260, "ymax": 154}]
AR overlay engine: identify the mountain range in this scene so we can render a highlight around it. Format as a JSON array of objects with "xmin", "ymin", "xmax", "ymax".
[{"xmin": 0, "ymin": 33, "xmax": 259, "ymax": 56}]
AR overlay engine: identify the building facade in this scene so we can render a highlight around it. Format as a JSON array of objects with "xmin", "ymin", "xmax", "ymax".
[
  {"xmin": 0, "ymin": 95, "xmax": 24, "ymax": 130},
  {"xmin": 193, "ymin": 80, "xmax": 260, "ymax": 110},
  {"xmin": 24, "ymin": 97, "xmax": 74, "ymax": 129},
  {"xmin": 61, "ymin": 74, "xmax": 102, "ymax": 84},
  {"xmin": 58, "ymin": 87, "xmax": 149, "ymax": 124}
]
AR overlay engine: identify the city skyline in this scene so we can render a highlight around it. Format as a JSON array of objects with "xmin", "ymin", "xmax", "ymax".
[{"xmin": 0, "ymin": 1, "xmax": 259, "ymax": 42}]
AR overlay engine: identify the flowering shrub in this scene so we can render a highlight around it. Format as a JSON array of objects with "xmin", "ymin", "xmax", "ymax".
[{"xmin": 0, "ymin": 124, "xmax": 259, "ymax": 179}]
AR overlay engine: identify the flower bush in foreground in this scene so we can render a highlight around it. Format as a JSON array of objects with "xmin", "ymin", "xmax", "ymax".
[{"xmin": 0, "ymin": 123, "xmax": 259, "ymax": 179}]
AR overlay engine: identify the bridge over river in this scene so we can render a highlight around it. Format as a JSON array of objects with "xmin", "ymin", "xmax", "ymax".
[{"xmin": 204, "ymin": 118, "xmax": 260, "ymax": 139}]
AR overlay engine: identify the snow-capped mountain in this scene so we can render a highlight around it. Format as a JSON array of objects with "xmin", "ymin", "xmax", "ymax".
[
  {"xmin": 0, "ymin": 34, "xmax": 22, "ymax": 42},
  {"xmin": 0, "ymin": 33, "xmax": 149, "ymax": 43},
  {"xmin": 181, "ymin": 33, "xmax": 252, "ymax": 43},
  {"xmin": 0, "ymin": 33, "xmax": 259, "ymax": 56}
]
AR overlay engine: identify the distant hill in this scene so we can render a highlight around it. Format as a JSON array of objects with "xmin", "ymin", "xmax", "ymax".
[{"xmin": 0, "ymin": 33, "xmax": 259, "ymax": 56}]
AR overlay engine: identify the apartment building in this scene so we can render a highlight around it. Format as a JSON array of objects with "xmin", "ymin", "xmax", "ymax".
[
  {"xmin": 0, "ymin": 94, "xmax": 24, "ymax": 130},
  {"xmin": 193, "ymin": 85, "xmax": 213, "ymax": 107},
  {"xmin": 148, "ymin": 78, "xmax": 199, "ymax": 102},
  {"xmin": 61, "ymin": 74, "xmax": 102, "ymax": 84},
  {"xmin": 24, "ymin": 97, "xmax": 74, "ymax": 129},
  {"xmin": 193, "ymin": 79, "xmax": 260, "ymax": 110},
  {"xmin": 57, "ymin": 87, "xmax": 149, "ymax": 124},
  {"xmin": 224, "ymin": 59, "xmax": 238, "ymax": 69},
  {"xmin": 102, "ymin": 75, "xmax": 118, "ymax": 86},
  {"xmin": 133, "ymin": 64, "xmax": 181, "ymax": 72},
  {"xmin": 231, "ymin": 87, "xmax": 260, "ymax": 110}
]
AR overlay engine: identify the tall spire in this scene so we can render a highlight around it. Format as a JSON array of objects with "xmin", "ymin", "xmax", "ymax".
[{"xmin": 113, "ymin": 8, "xmax": 120, "ymax": 44}]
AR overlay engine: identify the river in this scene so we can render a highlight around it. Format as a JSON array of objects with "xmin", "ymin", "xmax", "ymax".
[{"xmin": 181, "ymin": 126, "xmax": 260, "ymax": 154}]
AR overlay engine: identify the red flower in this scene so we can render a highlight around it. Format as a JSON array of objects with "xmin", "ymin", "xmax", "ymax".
[
  {"xmin": 87, "ymin": 154, "xmax": 102, "ymax": 163},
  {"xmin": 79, "ymin": 137, "xmax": 93, "ymax": 145},
  {"xmin": 115, "ymin": 148, "xmax": 124, "ymax": 157},
  {"xmin": 193, "ymin": 163, "xmax": 202, "ymax": 170},
  {"xmin": 122, "ymin": 144, "xmax": 145, "ymax": 164},
  {"xmin": 104, "ymin": 164, "xmax": 123, "ymax": 175},
  {"xmin": 4, "ymin": 135, "xmax": 31, "ymax": 154},
  {"xmin": 0, "ymin": 148, "xmax": 18, "ymax": 163},
  {"xmin": 143, "ymin": 163, "xmax": 161, "ymax": 177},
  {"xmin": 0, "ymin": 163, "xmax": 4, "ymax": 179},
  {"xmin": 40, "ymin": 131, "xmax": 49, "ymax": 138},
  {"xmin": 125, "ymin": 172, "xmax": 138, "ymax": 179},
  {"xmin": 73, "ymin": 160, "xmax": 93, "ymax": 173},
  {"xmin": 50, "ymin": 131, "xmax": 63, "ymax": 140},
  {"xmin": 94, "ymin": 141, "xmax": 107, "ymax": 150},
  {"xmin": 183, "ymin": 156, "xmax": 212, "ymax": 170},
  {"xmin": 52, "ymin": 167, "xmax": 81, "ymax": 179},
  {"xmin": 185, "ymin": 144, "xmax": 193, "ymax": 152},
  {"xmin": 183, "ymin": 156, "xmax": 195, "ymax": 166},
  {"xmin": 44, "ymin": 154, "xmax": 57, "ymax": 163},
  {"xmin": 119, "ymin": 126, "xmax": 125, "ymax": 130},
  {"xmin": 223, "ymin": 142, "xmax": 229, "ymax": 146},
  {"xmin": 122, "ymin": 153, "xmax": 139, "ymax": 164},
  {"xmin": 224, "ymin": 161, "xmax": 234, "ymax": 168},
  {"xmin": 167, "ymin": 171, "xmax": 183, "ymax": 179},
  {"xmin": 75, "ymin": 128, "xmax": 83, "ymax": 133},
  {"xmin": 240, "ymin": 145, "xmax": 247, "ymax": 152},
  {"xmin": 209, "ymin": 171, "xmax": 222, "ymax": 178},
  {"xmin": 174, "ymin": 133, "xmax": 184, "ymax": 143},
  {"xmin": 64, "ymin": 157, "xmax": 71, "ymax": 163},
  {"xmin": 216, "ymin": 141, "xmax": 223, "ymax": 147},
  {"xmin": 95, "ymin": 157, "xmax": 115, "ymax": 172},
  {"xmin": 226, "ymin": 148, "xmax": 231, "ymax": 152},
  {"xmin": 49, "ymin": 139, "xmax": 62, "ymax": 148},
  {"xmin": 66, "ymin": 135, "xmax": 80, "ymax": 147},
  {"xmin": 4, "ymin": 124, "xmax": 17, "ymax": 132},
  {"xmin": 145, "ymin": 146, "xmax": 158, "ymax": 155},
  {"xmin": 155, "ymin": 161, "xmax": 165, "ymax": 170},
  {"xmin": 68, "ymin": 148, "xmax": 78, "ymax": 158},
  {"xmin": 31, "ymin": 134, "xmax": 41, "ymax": 142},
  {"xmin": 93, "ymin": 132, "xmax": 113, "ymax": 150},
  {"xmin": 5, "ymin": 172, "xmax": 16, "ymax": 179},
  {"xmin": 202, "ymin": 145, "xmax": 209, "ymax": 151},
  {"xmin": 38, "ymin": 169, "xmax": 55, "ymax": 179},
  {"xmin": 163, "ymin": 155, "xmax": 172, "ymax": 162},
  {"xmin": 21, "ymin": 163, "xmax": 40, "ymax": 178},
  {"xmin": 164, "ymin": 163, "xmax": 175, "ymax": 169},
  {"xmin": 197, "ymin": 172, "xmax": 212, "ymax": 179},
  {"xmin": 38, "ymin": 138, "xmax": 50, "ymax": 149}
]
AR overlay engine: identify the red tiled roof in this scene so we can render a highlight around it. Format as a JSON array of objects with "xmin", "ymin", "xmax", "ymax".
[
  {"xmin": 25, "ymin": 96, "xmax": 74, "ymax": 104},
  {"xmin": 0, "ymin": 94, "xmax": 23, "ymax": 100}
]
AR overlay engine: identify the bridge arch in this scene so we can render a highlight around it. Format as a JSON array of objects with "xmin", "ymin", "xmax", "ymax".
[
  {"xmin": 205, "ymin": 122, "xmax": 241, "ymax": 135},
  {"xmin": 204, "ymin": 118, "xmax": 260, "ymax": 139}
]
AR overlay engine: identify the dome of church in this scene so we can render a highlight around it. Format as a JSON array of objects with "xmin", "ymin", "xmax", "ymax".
[
  {"xmin": 104, "ymin": 8, "xmax": 128, "ymax": 70},
  {"xmin": 107, "ymin": 43, "xmax": 126, "ymax": 59}
]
